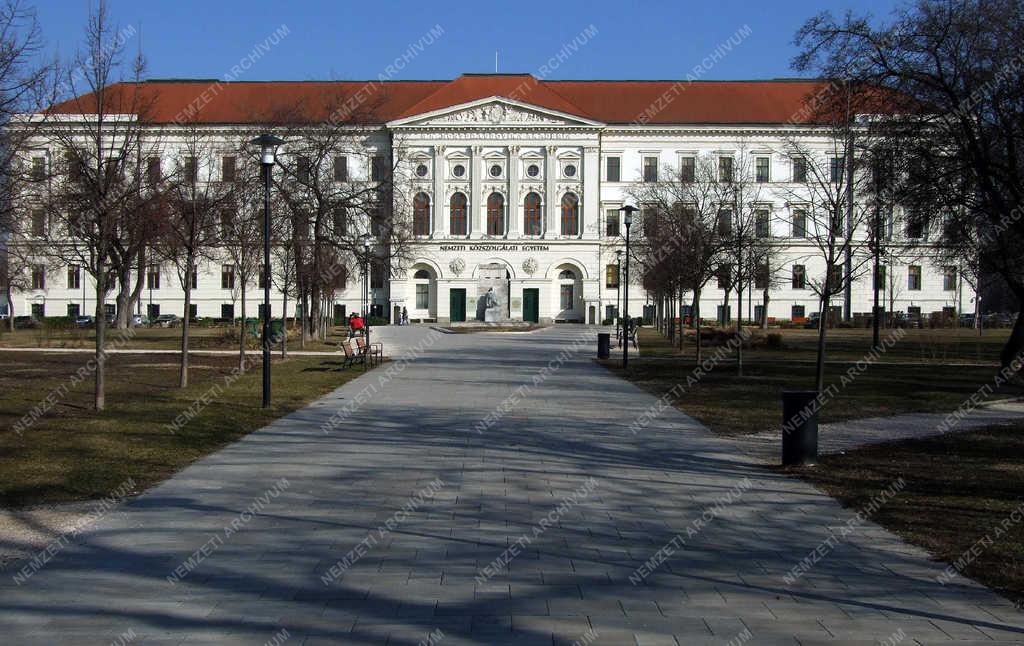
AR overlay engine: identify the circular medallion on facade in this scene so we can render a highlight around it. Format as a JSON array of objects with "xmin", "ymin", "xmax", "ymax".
[
  {"xmin": 526, "ymin": 164, "xmax": 540, "ymax": 178},
  {"xmin": 452, "ymin": 164, "xmax": 466, "ymax": 178},
  {"xmin": 522, "ymin": 257, "xmax": 538, "ymax": 276},
  {"xmin": 563, "ymin": 164, "xmax": 577, "ymax": 178},
  {"xmin": 449, "ymin": 257, "xmax": 466, "ymax": 276},
  {"xmin": 489, "ymin": 164, "xmax": 503, "ymax": 178},
  {"xmin": 415, "ymin": 164, "xmax": 429, "ymax": 177}
]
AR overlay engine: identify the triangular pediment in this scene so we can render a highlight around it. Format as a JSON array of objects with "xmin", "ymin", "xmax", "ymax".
[{"xmin": 387, "ymin": 97, "xmax": 604, "ymax": 128}]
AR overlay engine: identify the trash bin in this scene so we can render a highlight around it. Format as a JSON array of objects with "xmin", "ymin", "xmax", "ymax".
[
  {"xmin": 597, "ymin": 332, "xmax": 610, "ymax": 359},
  {"xmin": 781, "ymin": 390, "xmax": 819, "ymax": 466}
]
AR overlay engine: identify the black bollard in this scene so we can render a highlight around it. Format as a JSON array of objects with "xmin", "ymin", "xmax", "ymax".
[
  {"xmin": 781, "ymin": 390, "xmax": 819, "ymax": 466},
  {"xmin": 597, "ymin": 332, "xmax": 610, "ymax": 359}
]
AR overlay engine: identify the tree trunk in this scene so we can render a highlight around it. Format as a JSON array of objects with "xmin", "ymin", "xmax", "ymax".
[
  {"xmin": 5, "ymin": 285, "xmax": 13, "ymax": 332},
  {"xmin": 761, "ymin": 288, "xmax": 770, "ymax": 331},
  {"xmin": 677, "ymin": 286, "xmax": 685, "ymax": 351},
  {"xmin": 94, "ymin": 264, "xmax": 107, "ymax": 411},
  {"xmin": 179, "ymin": 265, "xmax": 192, "ymax": 388},
  {"xmin": 693, "ymin": 288, "xmax": 702, "ymax": 366},
  {"xmin": 115, "ymin": 265, "xmax": 132, "ymax": 329},
  {"xmin": 815, "ymin": 295, "xmax": 829, "ymax": 394},
  {"xmin": 299, "ymin": 289, "xmax": 308, "ymax": 349},
  {"xmin": 281, "ymin": 289, "xmax": 288, "ymax": 358},
  {"xmin": 239, "ymin": 283, "xmax": 247, "ymax": 373},
  {"xmin": 736, "ymin": 283, "xmax": 744, "ymax": 377}
]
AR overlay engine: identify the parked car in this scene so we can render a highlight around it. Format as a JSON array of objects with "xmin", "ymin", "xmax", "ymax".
[
  {"xmin": 74, "ymin": 315, "xmax": 95, "ymax": 328},
  {"xmin": 130, "ymin": 314, "xmax": 146, "ymax": 327},
  {"xmin": 153, "ymin": 314, "xmax": 179, "ymax": 328},
  {"xmin": 802, "ymin": 312, "xmax": 821, "ymax": 329}
]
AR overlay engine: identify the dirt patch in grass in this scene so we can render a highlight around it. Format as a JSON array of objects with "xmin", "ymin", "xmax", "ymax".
[
  {"xmin": 0, "ymin": 351, "xmax": 364, "ymax": 507},
  {"xmin": 788, "ymin": 424, "xmax": 1024, "ymax": 607}
]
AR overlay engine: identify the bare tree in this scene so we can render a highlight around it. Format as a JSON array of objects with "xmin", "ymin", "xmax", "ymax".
[
  {"xmin": 222, "ymin": 148, "xmax": 264, "ymax": 372},
  {"xmin": 793, "ymin": 0, "xmax": 1024, "ymax": 373},
  {"xmin": 152, "ymin": 124, "xmax": 234, "ymax": 386},
  {"xmin": 36, "ymin": 0, "xmax": 154, "ymax": 410},
  {"xmin": 630, "ymin": 155, "xmax": 730, "ymax": 364}
]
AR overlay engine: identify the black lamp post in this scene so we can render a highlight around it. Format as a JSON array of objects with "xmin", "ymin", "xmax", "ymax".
[
  {"xmin": 619, "ymin": 205, "xmax": 638, "ymax": 369},
  {"xmin": 615, "ymin": 249, "xmax": 623, "ymax": 347},
  {"xmin": 251, "ymin": 133, "xmax": 284, "ymax": 408}
]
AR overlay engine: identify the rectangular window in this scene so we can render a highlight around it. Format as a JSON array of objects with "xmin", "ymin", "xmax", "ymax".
[
  {"xmin": 943, "ymin": 266, "xmax": 957, "ymax": 291},
  {"xmin": 183, "ymin": 157, "xmax": 197, "ymax": 183},
  {"xmin": 31, "ymin": 209, "xmax": 45, "ymax": 236},
  {"xmin": 31, "ymin": 156, "xmax": 45, "ymax": 181},
  {"xmin": 792, "ymin": 157, "xmax": 807, "ymax": 183},
  {"xmin": 755, "ymin": 157, "xmax": 770, "ymax": 183},
  {"xmin": 792, "ymin": 265, "xmax": 806, "ymax": 289},
  {"xmin": 791, "ymin": 305, "xmax": 806, "ymax": 319},
  {"xmin": 147, "ymin": 303, "xmax": 160, "ymax": 320},
  {"xmin": 189, "ymin": 265, "xmax": 198, "ymax": 290},
  {"xmin": 371, "ymin": 155, "xmax": 388, "ymax": 182},
  {"xmin": 792, "ymin": 209, "xmax": 807, "ymax": 238},
  {"xmin": 606, "ymin": 264, "xmax": 620, "ymax": 288},
  {"xmin": 875, "ymin": 265, "xmax": 887, "ymax": 291},
  {"xmin": 221, "ymin": 303, "xmax": 234, "ymax": 320},
  {"xmin": 370, "ymin": 261, "xmax": 385, "ymax": 289},
  {"xmin": 31, "ymin": 303, "xmax": 44, "ymax": 318},
  {"xmin": 189, "ymin": 304, "xmax": 198, "ymax": 320},
  {"xmin": 606, "ymin": 156, "xmax": 620, "ymax": 182},
  {"xmin": 717, "ymin": 209, "xmax": 732, "ymax": 236},
  {"xmin": 147, "ymin": 156, "xmax": 161, "ymax": 185},
  {"xmin": 67, "ymin": 303, "xmax": 79, "ymax": 318},
  {"xmin": 220, "ymin": 209, "xmax": 234, "ymax": 238},
  {"xmin": 908, "ymin": 265, "xmax": 922, "ymax": 291},
  {"xmin": 146, "ymin": 265, "xmax": 160, "ymax": 290},
  {"xmin": 830, "ymin": 157, "xmax": 843, "ymax": 183},
  {"xmin": 754, "ymin": 263, "xmax": 769, "ymax": 289},
  {"xmin": 605, "ymin": 209, "xmax": 620, "ymax": 237},
  {"xmin": 679, "ymin": 156, "xmax": 695, "ymax": 182},
  {"xmin": 717, "ymin": 264, "xmax": 731, "ymax": 289},
  {"xmin": 642, "ymin": 156, "xmax": 658, "ymax": 183},
  {"xmin": 67, "ymin": 265, "xmax": 80, "ymax": 289},
  {"xmin": 297, "ymin": 156, "xmax": 311, "ymax": 183},
  {"xmin": 755, "ymin": 209, "xmax": 770, "ymax": 238},
  {"xmin": 560, "ymin": 284, "xmax": 574, "ymax": 310},
  {"xmin": 333, "ymin": 156, "xmax": 348, "ymax": 182},
  {"xmin": 415, "ymin": 284, "xmax": 429, "ymax": 310},
  {"xmin": 221, "ymin": 264, "xmax": 235, "ymax": 290},
  {"xmin": 718, "ymin": 157, "xmax": 733, "ymax": 183},
  {"xmin": 32, "ymin": 265, "xmax": 45, "ymax": 289},
  {"xmin": 221, "ymin": 156, "xmax": 236, "ymax": 182},
  {"xmin": 906, "ymin": 215, "xmax": 925, "ymax": 239},
  {"xmin": 333, "ymin": 206, "xmax": 347, "ymax": 236},
  {"xmin": 828, "ymin": 264, "xmax": 844, "ymax": 288}
]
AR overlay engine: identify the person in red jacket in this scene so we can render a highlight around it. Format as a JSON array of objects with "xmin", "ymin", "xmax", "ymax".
[{"xmin": 349, "ymin": 313, "xmax": 365, "ymax": 337}]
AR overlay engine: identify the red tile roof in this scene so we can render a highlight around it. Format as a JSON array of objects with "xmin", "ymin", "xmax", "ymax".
[{"xmin": 47, "ymin": 74, "xmax": 837, "ymax": 126}]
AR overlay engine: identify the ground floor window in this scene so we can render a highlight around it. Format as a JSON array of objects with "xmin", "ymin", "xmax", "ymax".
[
  {"xmin": 791, "ymin": 305, "xmax": 806, "ymax": 319},
  {"xmin": 67, "ymin": 303, "xmax": 79, "ymax": 318},
  {"xmin": 147, "ymin": 303, "xmax": 160, "ymax": 320},
  {"xmin": 221, "ymin": 304, "xmax": 234, "ymax": 320},
  {"xmin": 31, "ymin": 303, "xmax": 44, "ymax": 318},
  {"xmin": 189, "ymin": 304, "xmax": 197, "ymax": 320},
  {"xmin": 416, "ymin": 283, "xmax": 429, "ymax": 309},
  {"xmin": 560, "ymin": 284, "xmax": 574, "ymax": 310}
]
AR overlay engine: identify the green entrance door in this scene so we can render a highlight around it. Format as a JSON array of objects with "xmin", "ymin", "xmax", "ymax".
[
  {"xmin": 449, "ymin": 288, "xmax": 467, "ymax": 322},
  {"xmin": 523, "ymin": 288, "xmax": 540, "ymax": 323}
]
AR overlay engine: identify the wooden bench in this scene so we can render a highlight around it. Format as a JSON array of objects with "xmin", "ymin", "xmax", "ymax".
[
  {"xmin": 355, "ymin": 336, "xmax": 382, "ymax": 366},
  {"xmin": 339, "ymin": 340, "xmax": 365, "ymax": 368}
]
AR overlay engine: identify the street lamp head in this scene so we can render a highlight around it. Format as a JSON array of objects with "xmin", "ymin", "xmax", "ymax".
[
  {"xmin": 250, "ymin": 133, "xmax": 285, "ymax": 166},
  {"xmin": 615, "ymin": 249, "xmax": 623, "ymax": 260},
  {"xmin": 360, "ymin": 233, "xmax": 372, "ymax": 252},
  {"xmin": 619, "ymin": 204, "xmax": 639, "ymax": 228}
]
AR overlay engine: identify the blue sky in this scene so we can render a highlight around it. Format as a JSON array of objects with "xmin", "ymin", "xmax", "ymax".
[{"xmin": 37, "ymin": 0, "xmax": 903, "ymax": 82}]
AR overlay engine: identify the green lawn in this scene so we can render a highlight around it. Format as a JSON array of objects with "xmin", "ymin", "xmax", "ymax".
[
  {"xmin": 790, "ymin": 424, "xmax": 1024, "ymax": 607},
  {"xmin": 0, "ymin": 351, "xmax": 365, "ymax": 506}
]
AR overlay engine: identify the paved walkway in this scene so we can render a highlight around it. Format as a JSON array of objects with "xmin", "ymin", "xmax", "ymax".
[
  {"xmin": 1, "ymin": 326, "xmax": 1021, "ymax": 645},
  {"xmin": 736, "ymin": 401, "xmax": 1024, "ymax": 463}
]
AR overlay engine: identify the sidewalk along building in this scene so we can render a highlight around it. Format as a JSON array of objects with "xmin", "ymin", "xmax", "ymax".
[{"xmin": 9, "ymin": 74, "xmax": 975, "ymax": 325}]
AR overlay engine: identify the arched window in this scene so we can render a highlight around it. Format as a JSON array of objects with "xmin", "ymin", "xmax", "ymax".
[
  {"xmin": 413, "ymin": 269, "xmax": 430, "ymax": 279},
  {"xmin": 449, "ymin": 192, "xmax": 467, "ymax": 236},
  {"xmin": 561, "ymin": 193, "xmax": 579, "ymax": 236},
  {"xmin": 558, "ymin": 269, "xmax": 577, "ymax": 280},
  {"xmin": 487, "ymin": 192, "xmax": 505, "ymax": 236},
  {"xmin": 524, "ymin": 192, "xmax": 542, "ymax": 235},
  {"xmin": 413, "ymin": 192, "xmax": 430, "ymax": 236}
]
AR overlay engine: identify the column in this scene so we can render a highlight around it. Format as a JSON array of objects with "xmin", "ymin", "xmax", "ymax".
[
  {"xmin": 433, "ymin": 145, "xmax": 445, "ymax": 236},
  {"xmin": 471, "ymin": 145, "xmax": 483, "ymax": 237},
  {"xmin": 582, "ymin": 146, "xmax": 600, "ymax": 239},
  {"xmin": 544, "ymin": 145, "xmax": 557, "ymax": 237},
  {"xmin": 508, "ymin": 146, "xmax": 520, "ymax": 237}
]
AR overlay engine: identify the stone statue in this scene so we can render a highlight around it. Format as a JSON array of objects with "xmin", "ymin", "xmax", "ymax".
[{"xmin": 483, "ymin": 288, "xmax": 498, "ymax": 309}]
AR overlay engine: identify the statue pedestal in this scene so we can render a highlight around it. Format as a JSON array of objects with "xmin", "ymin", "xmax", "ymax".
[{"xmin": 484, "ymin": 308, "xmax": 502, "ymax": 323}]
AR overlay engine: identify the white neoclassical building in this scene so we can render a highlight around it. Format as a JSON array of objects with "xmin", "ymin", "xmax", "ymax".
[{"xmin": 6, "ymin": 74, "xmax": 974, "ymax": 325}]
